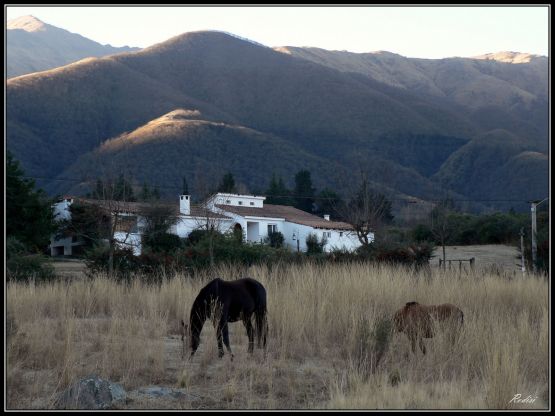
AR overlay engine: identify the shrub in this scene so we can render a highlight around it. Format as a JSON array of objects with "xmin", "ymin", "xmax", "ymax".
[
  {"xmin": 7, "ymin": 254, "xmax": 55, "ymax": 282},
  {"xmin": 143, "ymin": 232, "xmax": 184, "ymax": 254},
  {"xmin": 265, "ymin": 231, "xmax": 284, "ymax": 248},
  {"xmin": 306, "ymin": 233, "xmax": 327, "ymax": 255},
  {"xmin": 410, "ymin": 224, "xmax": 433, "ymax": 243},
  {"xmin": 7, "ymin": 236, "xmax": 27, "ymax": 259},
  {"xmin": 185, "ymin": 229, "xmax": 210, "ymax": 246},
  {"xmin": 84, "ymin": 245, "xmax": 139, "ymax": 281}
]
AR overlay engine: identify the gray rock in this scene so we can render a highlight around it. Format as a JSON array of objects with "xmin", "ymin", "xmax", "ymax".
[
  {"xmin": 55, "ymin": 374, "xmax": 126, "ymax": 410},
  {"xmin": 128, "ymin": 386, "xmax": 201, "ymax": 403}
]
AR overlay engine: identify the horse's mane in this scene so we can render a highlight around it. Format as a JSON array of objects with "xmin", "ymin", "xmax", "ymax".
[{"xmin": 191, "ymin": 278, "xmax": 222, "ymax": 312}]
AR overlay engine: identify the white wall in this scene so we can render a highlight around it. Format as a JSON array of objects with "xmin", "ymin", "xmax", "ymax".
[
  {"xmin": 282, "ymin": 222, "xmax": 372, "ymax": 253},
  {"xmin": 206, "ymin": 193, "xmax": 265, "ymax": 209},
  {"xmin": 174, "ymin": 216, "xmax": 234, "ymax": 239},
  {"xmin": 52, "ymin": 199, "xmax": 73, "ymax": 222},
  {"xmin": 114, "ymin": 232, "xmax": 142, "ymax": 256}
]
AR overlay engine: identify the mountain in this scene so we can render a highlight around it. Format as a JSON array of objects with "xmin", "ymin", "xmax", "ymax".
[
  {"xmin": 7, "ymin": 15, "xmax": 140, "ymax": 78},
  {"xmin": 275, "ymin": 47, "xmax": 548, "ymax": 152},
  {"xmin": 432, "ymin": 129, "xmax": 549, "ymax": 205},
  {"xmin": 6, "ymin": 30, "xmax": 548, "ymax": 211}
]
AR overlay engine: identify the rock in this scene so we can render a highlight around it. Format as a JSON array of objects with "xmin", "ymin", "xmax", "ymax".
[
  {"xmin": 55, "ymin": 374, "xmax": 126, "ymax": 410},
  {"xmin": 127, "ymin": 386, "xmax": 201, "ymax": 405}
]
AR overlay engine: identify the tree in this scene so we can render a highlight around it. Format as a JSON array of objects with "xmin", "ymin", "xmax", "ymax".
[
  {"xmin": 340, "ymin": 173, "xmax": 393, "ymax": 248},
  {"xmin": 194, "ymin": 175, "xmax": 229, "ymax": 267},
  {"xmin": 79, "ymin": 173, "xmax": 141, "ymax": 276},
  {"xmin": 139, "ymin": 181, "xmax": 151, "ymax": 202},
  {"xmin": 430, "ymin": 198, "xmax": 457, "ymax": 270},
  {"xmin": 182, "ymin": 176, "xmax": 189, "ymax": 195},
  {"xmin": 90, "ymin": 175, "xmax": 136, "ymax": 202},
  {"xmin": 218, "ymin": 172, "xmax": 237, "ymax": 193},
  {"xmin": 58, "ymin": 201, "xmax": 111, "ymax": 248},
  {"xmin": 293, "ymin": 169, "xmax": 315, "ymax": 213},
  {"xmin": 313, "ymin": 188, "xmax": 342, "ymax": 219},
  {"xmin": 6, "ymin": 152, "xmax": 55, "ymax": 252},
  {"xmin": 140, "ymin": 202, "xmax": 182, "ymax": 253},
  {"xmin": 265, "ymin": 174, "xmax": 294, "ymax": 206},
  {"xmin": 152, "ymin": 185, "xmax": 161, "ymax": 201}
]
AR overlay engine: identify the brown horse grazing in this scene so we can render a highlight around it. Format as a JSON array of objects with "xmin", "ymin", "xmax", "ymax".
[
  {"xmin": 393, "ymin": 301, "xmax": 464, "ymax": 354},
  {"xmin": 181, "ymin": 277, "xmax": 268, "ymax": 360}
]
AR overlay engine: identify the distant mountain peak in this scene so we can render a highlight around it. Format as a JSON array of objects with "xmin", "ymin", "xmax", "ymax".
[
  {"xmin": 7, "ymin": 15, "xmax": 47, "ymax": 32},
  {"xmin": 472, "ymin": 51, "xmax": 545, "ymax": 64}
]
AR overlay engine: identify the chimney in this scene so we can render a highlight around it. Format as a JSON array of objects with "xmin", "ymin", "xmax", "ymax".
[
  {"xmin": 323, "ymin": 214, "xmax": 330, "ymax": 221},
  {"xmin": 180, "ymin": 195, "xmax": 190, "ymax": 215}
]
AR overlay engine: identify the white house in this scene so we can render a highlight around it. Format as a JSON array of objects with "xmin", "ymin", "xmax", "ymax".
[{"xmin": 50, "ymin": 193, "xmax": 372, "ymax": 256}]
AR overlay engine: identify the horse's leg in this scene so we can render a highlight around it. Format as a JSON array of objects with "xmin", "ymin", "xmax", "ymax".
[
  {"xmin": 215, "ymin": 310, "xmax": 234, "ymax": 360},
  {"xmin": 409, "ymin": 333, "xmax": 417, "ymax": 354},
  {"xmin": 215, "ymin": 318, "xmax": 225, "ymax": 358},
  {"xmin": 243, "ymin": 318, "xmax": 254, "ymax": 354},
  {"xmin": 419, "ymin": 337, "xmax": 427, "ymax": 355},
  {"xmin": 222, "ymin": 321, "xmax": 234, "ymax": 360}
]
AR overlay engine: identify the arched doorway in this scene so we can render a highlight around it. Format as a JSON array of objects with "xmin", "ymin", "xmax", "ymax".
[{"xmin": 233, "ymin": 223, "xmax": 243, "ymax": 242}]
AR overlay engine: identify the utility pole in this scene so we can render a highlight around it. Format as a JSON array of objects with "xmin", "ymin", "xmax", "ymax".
[
  {"xmin": 529, "ymin": 198, "xmax": 548, "ymax": 275},
  {"xmin": 519, "ymin": 227, "xmax": 526, "ymax": 277},
  {"xmin": 531, "ymin": 202, "xmax": 537, "ymax": 274}
]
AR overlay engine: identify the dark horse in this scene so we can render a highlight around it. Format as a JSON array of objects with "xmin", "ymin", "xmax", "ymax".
[{"xmin": 181, "ymin": 277, "xmax": 268, "ymax": 360}]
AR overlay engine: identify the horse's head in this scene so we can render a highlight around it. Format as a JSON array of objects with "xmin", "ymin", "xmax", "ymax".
[
  {"xmin": 393, "ymin": 309, "xmax": 405, "ymax": 332},
  {"xmin": 393, "ymin": 302, "xmax": 420, "ymax": 332}
]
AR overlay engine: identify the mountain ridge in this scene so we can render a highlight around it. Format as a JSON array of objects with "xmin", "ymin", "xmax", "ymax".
[
  {"xmin": 6, "ymin": 29, "xmax": 548, "ymax": 211},
  {"xmin": 7, "ymin": 15, "xmax": 140, "ymax": 78}
]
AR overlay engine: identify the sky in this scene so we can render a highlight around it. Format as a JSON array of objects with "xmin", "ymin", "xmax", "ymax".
[{"xmin": 5, "ymin": 5, "xmax": 550, "ymax": 58}]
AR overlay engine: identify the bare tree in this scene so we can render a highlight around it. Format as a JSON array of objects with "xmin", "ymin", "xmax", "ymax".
[
  {"xmin": 430, "ymin": 197, "xmax": 456, "ymax": 271},
  {"xmin": 339, "ymin": 171, "xmax": 394, "ymax": 249},
  {"xmin": 191, "ymin": 172, "xmax": 231, "ymax": 268},
  {"xmin": 139, "ymin": 201, "xmax": 182, "ymax": 252}
]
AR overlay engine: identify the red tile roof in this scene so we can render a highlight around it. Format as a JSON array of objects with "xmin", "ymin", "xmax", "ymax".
[
  {"xmin": 66, "ymin": 197, "xmax": 230, "ymax": 219},
  {"xmin": 215, "ymin": 203, "xmax": 353, "ymax": 230}
]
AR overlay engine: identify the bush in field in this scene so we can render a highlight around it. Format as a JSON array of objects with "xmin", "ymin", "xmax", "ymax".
[
  {"xmin": 7, "ymin": 236, "xmax": 27, "ymax": 259},
  {"xmin": 411, "ymin": 224, "xmax": 433, "ymax": 243},
  {"xmin": 185, "ymin": 229, "xmax": 210, "ymax": 246},
  {"xmin": 7, "ymin": 254, "xmax": 55, "ymax": 282},
  {"xmin": 355, "ymin": 241, "xmax": 434, "ymax": 269},
  {"xmin": 306, "ymin": 233, "xmax": 328, "ymax": 255},
  {"xmin": 143, "ymin": 232, "xmax": 184, "ymax": 254},
  {"xmin": 187, "ymin": 232, "xmax": 295, "ymax": 269},
  {"xmin": 84, "ymin": 244, "xmax": 139, "ymax": 280},
  {"xmin": 265, "ymin": 231, "xmax": 285, "ymax": 248}
]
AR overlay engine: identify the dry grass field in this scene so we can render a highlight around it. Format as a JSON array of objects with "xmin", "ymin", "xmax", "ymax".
[{"xmin": 6, "ymin": 262, "xmax": 549, "ymax": 410}]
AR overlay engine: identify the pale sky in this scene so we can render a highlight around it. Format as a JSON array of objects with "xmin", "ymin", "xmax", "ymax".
[{"xmin": 5, "ymin": 5, "xmax": 550, "ymax": 58}]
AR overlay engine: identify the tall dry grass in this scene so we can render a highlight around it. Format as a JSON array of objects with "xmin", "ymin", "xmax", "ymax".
[{"xmin": 6, "ymin": 262, "xmax": 549, "ymax": 409}]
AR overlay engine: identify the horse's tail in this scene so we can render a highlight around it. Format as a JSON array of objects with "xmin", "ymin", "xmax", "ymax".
[
  {"xmin": 255, "ymin": 308, "xmax": 268, "ymax": 349},
  {"xmin": 253, "ymin": 282, "xmax": 268, "ymax": 349}
]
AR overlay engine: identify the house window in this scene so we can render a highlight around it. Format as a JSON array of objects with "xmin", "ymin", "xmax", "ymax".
[
  {"xmin": 226, "ymin": 200, "xmax": 231, "ymax": 204},
  {"xmin": 238, "ymin": 201, "xmax": 243, "ymax": 205},
  {"xmin": 115, "ymin": 216, "xmax": 138, "ymax": 233},
  {"xmin": 268, "ymin": 224, "xmax": 277, "ymax": 234},
  {"xmin": 323, "ymin": 231, "xmax": 331, "ymax": 238},
  {"xmin": 250, "ymin": 202, "xmax": 254, "ymax": 206},
  {"xmin": 339, "ymin": 232, "xmax": 343, "ymax": 237}
]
